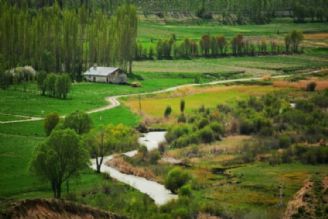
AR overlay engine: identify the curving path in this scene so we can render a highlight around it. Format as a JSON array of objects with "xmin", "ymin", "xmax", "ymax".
[
  {"xmin": 87, "ymin": 69, "xmax": 323, "ymax": 114},
  {"xmin": 1, "ymin": 69, "xmax": 323, "ymax": 124}
]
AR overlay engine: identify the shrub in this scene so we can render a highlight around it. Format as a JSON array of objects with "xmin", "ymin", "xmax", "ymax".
[
  {"xmin": 180, "ymin": 99, "xmax": 185, "ymax": 113},
  {"xmin": 177, "ymin": 114, "xmax": 187, "ymax": 123},
  {"xmin": 172, "ymin": 207, "xmax": 190, "ymax": 219},
  {"xmin": 239, "ymin": 118, "xmax": 255, "ymax": 134},
  {"xmin": 149, "ymin": 150, "xmax": 161, "ymax": 164},
  {"xmin": 63, "ymin": 111, "xmax": 92, "ymax": 135},
  {"xmin": 306, "ymin": 82, "xmax": 317, "ymax": 92},
  {"xmin": 158, "ymin": 142, "xmax": 166, "ymax": 154},
  {"xmin": 138, "ymin": 145, "xmax": 148, "ymax": 159},
  {"xmin": 166, "ymin": 124, "xmax": 191, "ymax": 143},
  {"xmin": 209, "ymin": 122, "xmax": 224, "ymax": 139},
  {"xmin": 165, "ymin": 167, "xmax": 190, "ymax": 193},
  {"xmin": 194, "ymin": 76, "xmax": 201, "ymax": 84},
  {"xmin": 178, "ymin": 184, "xmax": 192, "ymax": 197},
  {"xmin": 174, "ymin": 136, "xmax": 191, "ymax": 148},
  {"xmin": 44, "ymin": 112, "xmax": 60, "ymax": 136},
  {"xmin": 278, "ymin": 135, "xmax": 292, "ymax": 148},
  {"xmin": 198, "ymin": 105, "xmax": 205, "ymax": 113},
  {"xmin": 197, "ymin": 127, "xmax": 215, "ymax": 143},
  {"xmin": 164, "ymin": 106, "xmax": 172, "ymax": 118},
  {"xmin": 198, "ymin": 118, "xmax": 209, "ymax": 129}
]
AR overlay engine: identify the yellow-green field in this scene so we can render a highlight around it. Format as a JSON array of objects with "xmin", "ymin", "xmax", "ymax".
[{"xmin": 124, "ymin": 85, "xmax": 279, "ymax": 117}]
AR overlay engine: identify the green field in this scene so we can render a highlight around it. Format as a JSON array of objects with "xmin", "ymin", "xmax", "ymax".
[
  {"xmin": 138, "ymin": 20, "xmax": 328, "ymax": 47},
  {"xmin": 0, "ymin": 73, "xmax": 197, "ymax": 117},
  {"xmin": 134, "ymin": 54, "xmax": 328, "ymax": 74}
]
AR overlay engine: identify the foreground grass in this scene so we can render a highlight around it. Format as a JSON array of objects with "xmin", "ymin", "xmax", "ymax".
[{"xmin": 163, "ymin": 135, "xmax": 328, "ymax": 218}]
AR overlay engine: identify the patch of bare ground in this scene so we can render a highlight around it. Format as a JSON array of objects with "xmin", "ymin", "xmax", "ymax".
[
  {"xmin": 106, "ymin": 156, "xmax": 156, "ymax": 180},
  {"xmin": 1, "ymin": 199, "xmax": 125, "ymax": 219},
  {"xmin": 197, "ymin": 213, "xmax": 222, "ymax": 219},
  {"xmin": 283, "ymin": 176, "xmax": 328, "ymax": 219},
  {"xmin": 273, "ymin": 75, "xmax": 328, "ymax": 91},
  {"xmin": 283, "ymin": 179, "xmax": 314, "ymax": 219}
]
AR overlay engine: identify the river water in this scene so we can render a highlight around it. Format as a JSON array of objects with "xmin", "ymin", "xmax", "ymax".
[{"xmin": 90, "ymin": 131, "xmax": 178, "ymax": 206}]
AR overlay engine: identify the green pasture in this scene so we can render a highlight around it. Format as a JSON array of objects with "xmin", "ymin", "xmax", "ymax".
[
  {"xmin": 138, "ymin": 20, "xmax": 328, "ymax": 45},
  {"xmin": 134, "ymin": 54, "xmax": 328, "ymax": 74}
]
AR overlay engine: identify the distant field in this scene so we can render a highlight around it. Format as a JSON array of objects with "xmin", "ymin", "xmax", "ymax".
[
  {"xmin": 124, "ymin": 85, "xmax": 279, "ymax": 117},
  {"xmin": 134, "ymin": 54, "xmax": 328, "ymax": 75},
  {"xmin": 138, "ymin": 20, "xmax": 328, "ymax": 46}
]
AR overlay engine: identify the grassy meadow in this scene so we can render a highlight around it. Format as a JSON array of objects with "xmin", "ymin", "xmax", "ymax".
[
  {"xmin": 124, "ymin": 85, "xmax": 280, "ymax": 117},
  {"xmin": 138, "ymin": 19, "xmax": 328, "ymax": 45}
]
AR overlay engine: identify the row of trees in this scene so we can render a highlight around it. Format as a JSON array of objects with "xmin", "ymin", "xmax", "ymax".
[
  {"xmin": 135, "ymin": 31, "xmax": 304, "ymax": 60},
  {"xmin": 0, "ymin": 2, "xmax": 137, "ymax": 80},
  {"xmin": 32, "ymin": 110, "xmax": 138, "ymax": 198},
  {"xmin": 292, "ymin": 0, "xmax": 328, "ymax": 23},
  {"xmin": 6, "ymin": 0, "xmax": 328, "ymax": 24},
  {"xmin": 37, "ymin": 73, "xmax": 71, "ymax": 99}
]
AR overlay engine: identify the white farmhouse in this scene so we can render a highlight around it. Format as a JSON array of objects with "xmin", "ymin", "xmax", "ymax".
[{"xmin": 83, "ymin": 66, "xmax": 127, "ymax": 84}]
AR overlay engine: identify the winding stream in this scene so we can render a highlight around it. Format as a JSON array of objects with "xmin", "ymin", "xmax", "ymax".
[{"xmin": 90, "ymin": 132, "xmax": 178, "ymax": 206}]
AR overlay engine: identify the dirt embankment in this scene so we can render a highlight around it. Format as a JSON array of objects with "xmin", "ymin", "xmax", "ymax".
[
  {"xmin": 1, "ymin": 199, "xmax": 126, "ymax": 219},
  {"xmin": 283, "ymin": 176, "xmax": 328, "ymax": 219},
  {"xmin": 106, "ymin": 156, "xmax": 156, "ymax": 181}
]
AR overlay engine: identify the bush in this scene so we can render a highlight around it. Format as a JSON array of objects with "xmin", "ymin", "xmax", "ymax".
[
  {"xmin": 44, "ymin": 112, "xmax": 60, "ymax": 136},
  {"xmin": 165, "ymin": 167, "xmax": 190, "ymax": 193},
  {"xmin": 198, "ymin": 118, "xmax": 209, "ymax": 129},
  {"xmin": 158, "ymin": 142, "xmax": 166, "ymax": 154},
  {"xmin": 306, "ymin": 82, "xmax": 317, "ymax": 92},
  {"xmin": 278, "ymin": 135, "xmax": 292, "ymax": 148},
  {"xmin": 172, "ymin": 207, "xmax": 190, "ymax": 219},
  {"xmin": 239, "ymin": 118, "xmax": 255, "ymax": 134},
  {"xmin": 138, "ymin": 145, "xmax": 148, "ymax": 159},
  {"xmin": 164, "ymin": 106, "xmax": 172, "ymax": 118},
  {"xmin": 209, "ymin": 122, "xmax": 224, "ymax": 139},
  {"xmin": 178, "ymin": 184, "xmax": 192, "ymax": 197},
  {"xmin": 149, "ymin": 150, "xmax": 161, "ymax": 164},
  {"xmin": 166, "ymin": 124, "xmax": 191, "ymax": 143},
  {"xmin": 194, "ymin": 76, "xmax": 201, "ymax": 84},
  {"xmin": 177, "ymin": 114, "xmax": 187, "ymax": 123},
  {"xmin": 197, "ymin": 127, "xmax": 215, "ymax": 143},
  {"xmin": 63, "ymin": 111, "xmax": 92, "ymax": 135}
]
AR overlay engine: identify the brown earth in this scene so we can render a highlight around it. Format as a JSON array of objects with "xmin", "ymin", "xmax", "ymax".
[
  {"xmin": 273, "ymin": 78, "xmax": 328, "ymax": 90},
  {"xmin": 106, "ymin": 156, "xmax": 156, "ymax": 180},
  {"xmin": 283, "ymin": 180, "xmax": 314, "ymax": 219},
  {"xmin": 1, "ymin": 199, "xmax": 125, "ymax": 219},
  {"xmin": 283, "ymin": 176, "xmax": 328, "ymax": 219}
]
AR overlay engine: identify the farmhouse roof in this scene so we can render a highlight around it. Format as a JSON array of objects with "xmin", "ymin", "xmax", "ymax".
[{"xmin": 83, "ymin": 66, "xmax": 119, "ymax": 76}]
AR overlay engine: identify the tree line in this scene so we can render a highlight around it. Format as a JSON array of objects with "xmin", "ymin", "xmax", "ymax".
[
  {"xmin": 5, "ymin": 1, "xmax": 328, "ymax": 24},
  {"xmin": 135, "ymin": 30, "xmax": 304, "ymax": 60},
  {"xmin": 0, "ymin": 2, "xmax": 137, "ymax": 80}
]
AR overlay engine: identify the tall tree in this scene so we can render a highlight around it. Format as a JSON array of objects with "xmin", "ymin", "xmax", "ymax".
[{"xmin": 30, "ymin": 129, "xmax": 89, "ymax": 198}]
